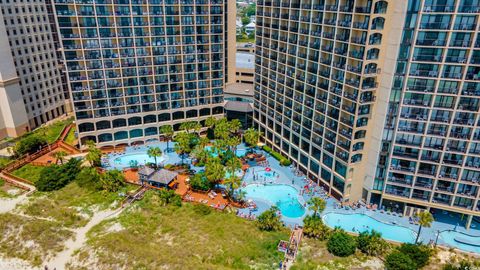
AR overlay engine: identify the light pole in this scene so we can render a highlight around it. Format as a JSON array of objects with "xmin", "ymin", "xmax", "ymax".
[{"xmin": 434, "ymin": 230, "xmax": 440, "ymax": 247}]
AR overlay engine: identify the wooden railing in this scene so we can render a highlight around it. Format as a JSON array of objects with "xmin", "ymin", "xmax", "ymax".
[
  {"xmin": 0, "ymin": 123, "xmax": 82, "ymax": 193},
  {"xmin": 2, "ymin": 172, "xmax": 33, "ymax": 185}
]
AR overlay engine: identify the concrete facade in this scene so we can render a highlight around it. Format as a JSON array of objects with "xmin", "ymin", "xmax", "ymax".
[
  {"xmin": 53, "ymin": 0, "xmax": 236, "ymax": 147},
  {"xmin": 0, "ymin": 0, "xmax": 69, "ymax": 140},
  {"xmin": 254, "ymin": 0, "xmax": 480, "ymax": 224}
]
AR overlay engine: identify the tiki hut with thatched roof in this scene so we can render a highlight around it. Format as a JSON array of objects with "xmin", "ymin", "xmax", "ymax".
[{"xmin": 138, "ymin": 167, "xmax": 178, "ymax": 188}]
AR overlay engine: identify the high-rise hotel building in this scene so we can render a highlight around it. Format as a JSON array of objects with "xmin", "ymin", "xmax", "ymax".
[
  {"xmin": 52, "ymin": 0, "xmax": 236, "ymax": 146},
  {"xmin": 0, "ymin": 0, "xmax": 69, "ymax": 140},
  {"xmin": 255, "ymin": 0, "xmax": 480, "ymax": 227}
]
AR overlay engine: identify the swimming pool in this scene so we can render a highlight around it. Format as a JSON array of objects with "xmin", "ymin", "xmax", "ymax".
[
  {"xmin": 323, "ymin": 213, "xmax": 416, "ymax": 243},
  {"xmin": 253, "ymin": 170, "xmax": 277, "ymax": 182},
  {"xmin": 224, "ymin": 169, "xmax": 243, "ymax": 179},
  {"xmin": 204, "ymin": 146, "xmax": 246, "ymax": 158},
  {"xmin": 439, "ymin": 230, "xmax": 480, "ymax": 253},
  {"xmin": 241, "ymin": 184, "xmax": 305, "ymax": 218},
  {"xmin": 110, "ymin": 152, "xmax": 168, "ymax": 169}
]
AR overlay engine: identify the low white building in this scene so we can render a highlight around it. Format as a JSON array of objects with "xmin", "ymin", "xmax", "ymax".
[{"xmin": 245, "ymin": 22, "xmax": 255, "ymax": 35}]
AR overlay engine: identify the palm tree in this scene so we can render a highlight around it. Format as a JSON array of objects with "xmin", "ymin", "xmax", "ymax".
[
  {"xmin": 147, "ymin": 147, "xmax": 162, "ymax": 168},
  {"xmin": 179, "ymin": 121, "xmax": 192, "ymax": 134},
  {"xmin": 229, "ymin": 119, "xmax": 242, "ymax": 134},
  {"xmin": 226, "ymin": 157, "xmax": 242, "ymax": 178},
  {"xmin": 224, "ymin": 175, "xmax": 242, "ymax": 197},
  {"xmin": 51, "ymin": 150, "xmax": 68, "ymax": 165},
  {"xmin": 244, "ymin": 128, "xmax": 261, "ymax": 150},
  {"xmin": 204, "ymin": 116, "xmax": 217, "ymax": 129},
  {"xmin": 85, "ymin": 141, "xmax": 101, "ymax": 167},
  {"xmin": 191, "ymin": 145, "xmax": 209, "ymax": 164},
  {"xmin": 415, "ymin": 211, "xmax": 434, "ymax": 244},
  {"xmin": 212, "ymin": 139, "xmax": 227, "ymax": 154},
  {"xmin": 192, "ymin": 122, "xmax": 202, "ymax": 135},
  {"xmin": 204, "ymin": 157, "xmax": 225, "ymax": 184},
  {"xmin": 214, "ymin": 121, "xmax": 230, "ymax": 140},
  {"xmin": 226, "ymin": 136, "xmax": 241, "ymax": 152},
  {"xmin": 198, "ymin": 137, "xmax": 210, "ymax": 148},
  {"xmin": 308, "ymin": 197, "xmax": 327, "ymax": 217},
  {"xmin": 174, "ymin": 132, "xmax": 192, "ymax": 164},
  {"xmin": 160, "ymin": 125, "xmax": 174, "ymax": 152}
]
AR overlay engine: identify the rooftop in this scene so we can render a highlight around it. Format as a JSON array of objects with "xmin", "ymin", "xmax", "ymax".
[
  {"xmin": 149, "ymin": 169, "xmax": 178, "ymax": 185},
  {"xmin": 236, "ymin": 52, "xmax": 254, "ymax": 69},
  {"xmin": 225, "ymin": 83, "xmax": 254, "ymax": 96},
  {"xmin": 224, "ymin": 100, "xmax": 253, "ymax": 112}
]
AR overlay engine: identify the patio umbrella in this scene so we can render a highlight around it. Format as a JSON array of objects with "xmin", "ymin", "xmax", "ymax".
[{"xmin": 266, "ymin": 167, "xmax": 271, "ymax": 172}]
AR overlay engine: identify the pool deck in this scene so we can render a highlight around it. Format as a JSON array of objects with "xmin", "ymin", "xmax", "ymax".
[
  {"xmin": 238, "ymin": 149, "xmax": 480, "ymax": 254},
  {"xmin": 104, "ymin": 141, "xmax": 480, "ymax": 254}
]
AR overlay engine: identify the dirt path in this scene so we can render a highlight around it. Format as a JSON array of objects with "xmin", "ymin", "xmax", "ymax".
[{"xmin": 46, "ymin": 207, "xmax": 125, "ymax": 270}]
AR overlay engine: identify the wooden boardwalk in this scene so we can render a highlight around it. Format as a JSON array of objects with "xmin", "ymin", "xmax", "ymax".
[{"xmin": 282, "ymin": 226, "xmax": 303, "ymax": 269}]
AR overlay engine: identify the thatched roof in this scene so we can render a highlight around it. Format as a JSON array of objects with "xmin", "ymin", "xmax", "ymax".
[{"xmin": 148, "ymin": 169, "xmax": 178, "ymax": 185}]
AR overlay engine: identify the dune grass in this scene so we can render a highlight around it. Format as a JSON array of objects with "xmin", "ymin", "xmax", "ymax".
[
  {"xmin": 291, "ymin": 237, "xmax": 371, "ymax": 270},
  {"xmin": 76, "ymin": 191, "xmax": 289, "ymax": 270},
  {"xmin": 11, "ymin": 164, "xmax": 45, "ymax": 183},
  {"xmin": 21, "ymin": 182, "xmax": 132, "ymax": 227},
  {"xmin": 0, "ymin": 182, "xmax": 132, "ymax": 266},
  {"xmin": 0, "ymin": 213, "xmax": 73, "ymax": 266}
]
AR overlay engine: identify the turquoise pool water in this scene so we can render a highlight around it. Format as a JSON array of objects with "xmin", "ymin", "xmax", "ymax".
[
  {"xmin": 323, "ymin": 213, "xmax": 416, "ymax": 243},
  {"xmin": 236, "ymin": 148, "xmax": 247, "ymax": 157},
  {"xmin": 256, "ymin": 170, "xmax": 276, "ymax": 181},
  {"xmin": 224, "ymin": 169, "xmax": 243, "ymax": 179},
  {"xmin": 111, "ymin": 152, "xmax": 167, "ymax": 169},
  {"xmin": 204, "ymin": 146, "xmax": 246, "ymax": 158},
  {"xmin": 439, "ymin": 230, "xmax": 480, "ymax": 253},
  {"xmin": 241, "ymin": 184, "xmax": 305, "ymax": 218}
]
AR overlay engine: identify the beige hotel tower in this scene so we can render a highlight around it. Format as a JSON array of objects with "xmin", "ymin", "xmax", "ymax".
[{"xmin": 255, "ymin": 0, "xmax": 480, "ymax": 228}]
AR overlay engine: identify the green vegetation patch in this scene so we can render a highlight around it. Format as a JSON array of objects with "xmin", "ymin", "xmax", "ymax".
[
  {"xmin": 11, "ymin": 164, "xmax": 45, "ymax": 183},
  {"xmin": 292, "ymin": 238, "xmax": 369, "ymax": 270},
  {"xmin": 38, "ymin": 119, "xmax": 73, "ymax": 144},
  {"xmin": 64, "ymin": 126, "xmax": 77, "ymax": 145},
  {"xmin": 0, "ymin": 157, "xmax": 11, "ymax": 169},
  {"xmin": 263, "ymin": 146, "xmax": 292, "ymax": 166},
  {"xmin": 80, "ymin": 191, "xmax": 288, "ymax": 270}
]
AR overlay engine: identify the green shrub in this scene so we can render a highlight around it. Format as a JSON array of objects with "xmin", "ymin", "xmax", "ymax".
[
  {"xmin": 190, "ymin": 172, "xmax": 211, "ymax": 191},
  {"xmin": 14, "ymin": 134, "xmax": 48, "ymax": 156},
  {"xmin": 157, "ymin": 189, "xmax": 182, "ymax": 207},
  {"xmin": 385, "ymin": 251, "xmax": 417, "ymax": 270},
  {"xmin": 326, "ymin": 229, "xmax": 356, "ymax": 257},
  {"xmin": 397, "ymin": 243, "xmax": 432, "ymax": 269},
  {"xmin": 75, "ymin": 167, "xmax": 102, "ymax": 191},
  {"xmin": 357, "ymin": 230, "xmax": 389, "ymax": 256},
  {"xmin": 100, "ymin": 169, "xmax": 125, "ymax": 193},
  {"xmin": 193, "ymin": 204, "xmax": 212, "ymax": 215},
  {"xmin": 256, "ymin": 206, "xmax": 283, "ymax": 231},
  {"xmin": 303, "ymin": 215, "xmax": 331, "ymax": 240},
  {"xmin": 442, "ymin": 260, "xmax": 475, "ymax": 270},
  {"xmin": 262, "ymin": 146, "xmax": 291, "ymax": 166},
  {"xmin": 35, "ymin": 158, "xmax": 82, "ymax": 192}
]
